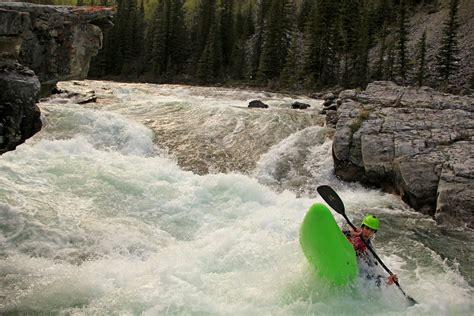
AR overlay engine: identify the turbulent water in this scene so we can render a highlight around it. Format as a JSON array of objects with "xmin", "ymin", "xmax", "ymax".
[{"xmin": 0, "ymin": 80, "xmax": 472, "ymax": 315}]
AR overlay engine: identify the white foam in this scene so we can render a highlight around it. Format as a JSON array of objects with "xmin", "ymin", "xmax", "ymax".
[
  {"xmin": 255, "ymin": 126, "xmax": 335, "ymax": 192},
  {"xmin": 40, "ymin": 104, "xmax": 158, "ymax": 157}
]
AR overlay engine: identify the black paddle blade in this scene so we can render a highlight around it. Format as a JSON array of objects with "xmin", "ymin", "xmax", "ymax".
[
  {"xmin": 317, "ymin": 185, "xmax": 345, "ymax": 214},
  {"xmin": 407, "ymin": 295, "xmax": 418, "ymax": 306},
  {"xmin": 396, "ymin": 282, "xmax": 418, "ymax": 305}
]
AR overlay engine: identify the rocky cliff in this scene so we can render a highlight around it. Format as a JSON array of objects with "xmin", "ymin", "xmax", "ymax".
[
  {"xmin": 329, "ymin": 81, "xmax": 473, "ymax": 229},
  {"xmin": 0, "ymin": 2, "xmax": 113, "ymax": 154}
]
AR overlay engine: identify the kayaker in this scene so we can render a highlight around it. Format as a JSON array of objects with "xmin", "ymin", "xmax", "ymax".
[{"xmin": 343, "ymin": 214, "xmax": 399, "ymax": 287}]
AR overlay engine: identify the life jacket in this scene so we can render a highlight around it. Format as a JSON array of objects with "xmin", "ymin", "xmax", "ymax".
[
  {"xmin": 342, "ymin": 228, "xmax": 384, "ymax": 287},
  {"xmin": 342, "ymin": 228, "xmax": 370, "ymax": 254},
  {"xmin": 348, "ymin": 235, "xmax": 368, "ymax": 254}
]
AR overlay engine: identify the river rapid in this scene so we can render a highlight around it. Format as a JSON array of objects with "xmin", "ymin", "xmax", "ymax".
[{"xmin": 0, "ymin": 80, "xmax": 472, "ymax": 315}]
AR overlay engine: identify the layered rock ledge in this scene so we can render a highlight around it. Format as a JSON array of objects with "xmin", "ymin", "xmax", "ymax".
[
  {"xmin": 0, "ymin": 2, "xmax": 113, "ymax": 154},
  {"xmin": 332, "ymin": 81, "xmax": 473, "ymax": 229}
]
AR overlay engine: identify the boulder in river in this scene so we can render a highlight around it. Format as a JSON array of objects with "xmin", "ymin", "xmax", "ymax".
[
  {"xmin": 248, "ymin": 100, "xmax": 269, "ymax": 108},
  {"xmin": 291, "ymin": 101, "xmax": 310, "ymax": 109}
]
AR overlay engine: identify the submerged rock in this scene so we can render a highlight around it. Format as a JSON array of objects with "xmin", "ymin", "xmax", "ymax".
[
  {"xmin": 332, "ymin": 81, "xmax": 473, "ymax": 229},
  {"xmin": 291, "ymin": 101, "xmax": 310, "ymax": 109},
  {"xmin": 248, "ymin": 100, "xmax": 269, "ymax": 108}
]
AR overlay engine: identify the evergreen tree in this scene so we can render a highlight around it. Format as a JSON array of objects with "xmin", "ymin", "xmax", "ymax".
[
  {"xmin": 87, "ymin": 0, "xmax": 470, "ymax": 91},
  {"xmin": 231, "ymin": 5, "xmax": 254, "ymax": 80},
  {"xmin": 340, "ymin": 0, "xmax": 361, "ymax": 87},
  {"xmin": 143, "ymin": 6, "xmax": 157, "ymax": 68},
  {"xmin": 280, "ymin": 28, "xmax": 299, "ymax": 88},
  {"xmin": 121, "ymin": 0, "xmax": 138, "ymax": 65},
  {"xmin": 385, "ymin": 43, "xmax": 396, "ymax": 80},
  {"xmin": 298, "ymin": 0, "xmax": 314, "ymax": 32},
  {"xmin": 145, "ymin": 0, "xmax": 188, "ymax": 80},
  {"xmin": 416, "ymin": 30, "xmax": 427, "ymax": 86},
  {"xmin": 353, "ymin": 2, "xmax": 370, "ymax": 87},
  {"xmin": 303, "ymin": 0, "xmax": 341, "ymax": 88},
  {"xmin": 436, "ymin": 0, "xmax": 460, "ymax": 87},
  {"xmin": 302, "ymin": 3, "xmax": 319, "ymax": 87},
  {"xmin": 104, "ymin": 0, "xmax": 128, "ymax": 75},
  {"xmin": 220, "ymin": 0, "xmax": 235, "ymax": 74},
  {"xmin": 149, "ymin": 0, "xmax": 169, "ymax": 76},
  {"xmin": 397, "ymin": 0, "xmax": 409, "ymax": 83},
  {"xmin": 257, "ymin": 0, "xmax": 294, "ymax": 83},
  {"xmin": 196, "ymin": 21, "xmax": 223, "ymax": 83},
  {"xmin": 192, "ymin": 0, "xmax": 217, "ymax": 70},
  {"xmin": 370, "ymin": 0, "xmax": 395, "ymax": 38},
  {"xmin": 132, "ymin": 0, "xmax": 146, "ymax": 73},
  {"xmin": 88, "ymin": 0, "xmax": 117, "ymax": 79},
  {"xmin": 373, "ymin": 23, "xmax": 388, "ymax": 81},
  {"xmin": 97, "ymin": 0, "xmax": 145, "ymax": 75},
  {"xmin": 168, "ymin": 0, "xmax": 189, "ymax": 76},
  {"xmin": 247, "ymin": 0, "xmax": 271, "ymax": 81}
]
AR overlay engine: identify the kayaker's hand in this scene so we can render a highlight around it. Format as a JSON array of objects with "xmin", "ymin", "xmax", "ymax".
[
  {"xmin": 386, "ymin": 274, "xmax": 398, "ymax": 285},
  {"xmin": 350, "ymin": 228, "xmax": 362, "ymax": 237}
]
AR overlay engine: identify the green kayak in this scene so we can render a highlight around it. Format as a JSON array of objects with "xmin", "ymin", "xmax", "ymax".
[{"xmin": 299, "ymin": 203, "xmax": 357, "ymax": 285}]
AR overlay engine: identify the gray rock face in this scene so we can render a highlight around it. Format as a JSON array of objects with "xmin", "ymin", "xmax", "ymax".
[
  {"xmin": 0, "ymin": 7, "xmax": 28, "ymax": 60},
  {"xmin": 333, "ymin": 81, "xmax": 473, "ymax": 229},
  {"xmin": 1, "ymin": 2, "xmax": 112, "ymax": 94},
  {"xmin": 0, "ymin": 2, "xmax": 112, "ymax": 154},
  {"xmin": 0, "ymin": 60, "xmax": 41, "ymax": 154}
]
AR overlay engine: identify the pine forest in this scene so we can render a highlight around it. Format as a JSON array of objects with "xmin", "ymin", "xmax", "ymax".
[{"xmin": 32, "ymin": 0, "xmax": 471, "ymax": 93}]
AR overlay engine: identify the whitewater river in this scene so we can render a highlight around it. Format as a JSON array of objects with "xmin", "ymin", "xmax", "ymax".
[{"xmin": 0, "ymin": 81, "xmax": 472, "ymax": 315}]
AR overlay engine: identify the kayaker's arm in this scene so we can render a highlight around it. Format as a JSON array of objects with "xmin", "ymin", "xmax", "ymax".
[
  {"xmin": 386, "ymin": 274, "xmax": 399, "ymax": 285},
  {"xmin": 341, "ymin": 225, "xmax": 360, "ymax": 237}
]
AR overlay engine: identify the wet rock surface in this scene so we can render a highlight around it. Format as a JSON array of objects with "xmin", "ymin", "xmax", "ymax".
[
  {"xmin": 248, "ymin": 100, "xmax": 269, "ymax": 108},
  {"xmin": 0, "ymin": 60, "xmax": 41, "ymax": 154}
]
